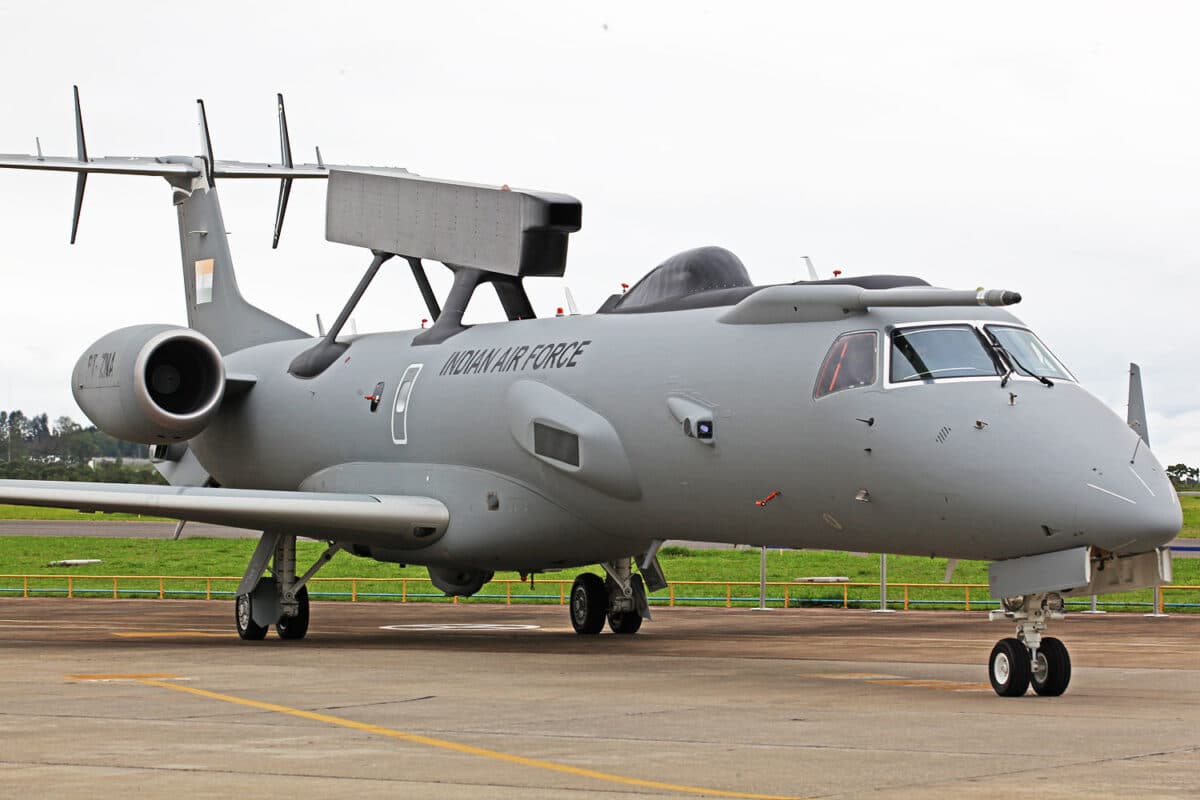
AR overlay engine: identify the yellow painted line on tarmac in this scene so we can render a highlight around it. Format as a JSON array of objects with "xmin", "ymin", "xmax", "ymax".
[
  {"xmin": 804, "ymin": 672, "xmax": 900, "ymax": 680},
  {"xmin": 113, "ymin": 631, "xmax": 231, "ymax": 638},
  {"xmin": 135, "ymin": 678, "xmax": 807, "ymax": 800},
  {"xmin": 67, "ymin": 673, "xmax": 183, "ymax": 681},
  {"xmin": 807, "ymin": 673, "xmax": 990, "ymax": 693},
  {"xmin": 866, "ymin": 678, "xmax": 990, "ymax": 692}
]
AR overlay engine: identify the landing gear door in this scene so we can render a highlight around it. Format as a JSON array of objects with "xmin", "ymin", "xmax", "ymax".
[{"xmin": 391, "ymin": 364, "xmax": 423, "ymax": 445}]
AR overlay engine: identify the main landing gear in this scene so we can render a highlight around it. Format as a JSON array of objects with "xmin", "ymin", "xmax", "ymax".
[
  {"xmin": 988, "ymin": 592, "xmax": 1071, "ymax": 697},
  {"xmin": 234, "ymin": 532, "xmax": 342, "ymax": 641},
  {"xmin": 570, "ymin": 553, "xmax": 664, "ymax": 635}
]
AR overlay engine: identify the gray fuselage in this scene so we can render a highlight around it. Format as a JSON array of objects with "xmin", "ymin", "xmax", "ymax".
[{"xmin": 189, "ymin": 302, "xmax": 1182, "ymax": 574}]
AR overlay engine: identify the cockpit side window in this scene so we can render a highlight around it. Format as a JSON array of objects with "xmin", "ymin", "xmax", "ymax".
[
  {"xmin": 890, "ymin": 325, "xmax": 1000, "ymax": 383},
  {"xmin": 815, "ymin": 331, "xmax": 878, "ymax": 398}
]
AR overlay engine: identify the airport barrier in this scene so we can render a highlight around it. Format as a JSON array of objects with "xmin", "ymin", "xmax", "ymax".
[{"xmin": 2, "ymin": 574, "xmax": 1199, "ymax": 612}]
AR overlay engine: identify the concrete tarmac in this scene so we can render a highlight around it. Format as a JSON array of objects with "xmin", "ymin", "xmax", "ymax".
[{"xmin": 1, "ymin": 599, "xmax": 1197, "ymax": 799}]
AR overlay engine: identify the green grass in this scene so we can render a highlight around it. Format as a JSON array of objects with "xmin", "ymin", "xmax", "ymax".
[
  {"xmin": 0, "ymin": 504, "xmax": 169, "ymax": 522},
  {"xmin": 1180, "ymin": 495, "xmax": 1200, "ymax": 538},
  {"xmin": 1, "ymin": 536, "xmax": 1197, "ymax": 612}
]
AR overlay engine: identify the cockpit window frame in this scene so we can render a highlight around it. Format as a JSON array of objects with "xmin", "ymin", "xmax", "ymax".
[
  {"xmin": 813, "ymin": 329, "xmax": 880, "ymax": 400},
  {"xmin": 984, "ymin": 324, "xmax": 1077, "ymax": 383},
  {"xmin": 883, "ymin": 320, "xmax": 1076, "ymax": 389},
  {"xmin": 884, "ymin": 322, "xmax": 1004, "ymax": 387}
]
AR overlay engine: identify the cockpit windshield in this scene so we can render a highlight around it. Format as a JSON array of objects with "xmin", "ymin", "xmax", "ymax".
[
  {"xmin": 986, "ymin": 326, "xmax": 1074, "ymax": 381},
  {"xmin": 890, "ymin": 325, "xmax": 999, "ymax": 382}
]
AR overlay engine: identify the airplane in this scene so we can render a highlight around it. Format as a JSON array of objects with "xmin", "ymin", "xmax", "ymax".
[{"xmin": 0, "ymin": 89, "xmax": 1182, "ymax": 697}]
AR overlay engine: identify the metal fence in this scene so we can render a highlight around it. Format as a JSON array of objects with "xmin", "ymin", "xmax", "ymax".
[{"xmin": 2, "ymin": 574, "xmax": 1198, "ymax": 612}]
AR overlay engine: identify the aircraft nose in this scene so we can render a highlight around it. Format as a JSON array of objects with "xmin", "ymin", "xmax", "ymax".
[{"xmin": 1075, "ymin": 436, "xmax": 1182, "ymax": 554}]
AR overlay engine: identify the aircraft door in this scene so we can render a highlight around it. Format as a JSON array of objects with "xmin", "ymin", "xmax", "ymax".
[{"xmin": 391, "ymin": 363, "xmax": 423, "ymax": 444}]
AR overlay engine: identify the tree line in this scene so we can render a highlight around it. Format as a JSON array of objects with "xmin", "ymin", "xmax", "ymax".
[
  {"xmin": 1168, "ymin": 463, "xmax": 1199, "ymax": 489},
  {"xmin": 0, "ymin": 410, "xmax": 163, "ymax": 484}
]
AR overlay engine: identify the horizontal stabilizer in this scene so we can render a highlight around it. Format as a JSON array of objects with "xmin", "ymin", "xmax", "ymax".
[
  {"xmin": 0, "ymin": 154, "xmax": 339, "ymax": 179},
  {"xmin": 0, "ymin": 480, "xmax": 449, "ymax": 546}
]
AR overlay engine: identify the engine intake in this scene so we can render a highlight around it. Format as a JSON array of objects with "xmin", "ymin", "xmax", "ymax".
[{"xmin": 72, "ymin": 325, "xmax": 225, "ymax": 443}]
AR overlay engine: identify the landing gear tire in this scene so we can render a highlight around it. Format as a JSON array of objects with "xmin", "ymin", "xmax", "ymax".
[
  {"xmin": 570, "ymin": 573, "xmax": 607, "ymax": 635},
  {"xmin": 607, "ymin": 573, "xmax": 645, "ymax": 634},
  {"xmin": 275, "ymin": 586, "xmax": 310, "ymax": 641},
  {"xmin": 1030, "ymin": 636, "xmax": 1071, "ymax": 697},
  {"xmin": 607, "ymin": 609, "xmax": 642, "ymax": 634},
  {"xmin": 235, "ymin": 593, "xmax": 268, "ymax": 641},
  {"xmin": 989, "ymin": 637, "xmax": 1030, "ymax": 697}
]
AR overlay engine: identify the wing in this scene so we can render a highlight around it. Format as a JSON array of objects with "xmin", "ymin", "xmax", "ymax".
[{"xmin": 0, "ymin": 480, "xmax": 448, "ymax": 543}]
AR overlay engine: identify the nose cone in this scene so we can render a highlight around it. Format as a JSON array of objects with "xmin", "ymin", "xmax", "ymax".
[
  {"xmin": 1059, "ymin": 390, "xmax": 1182, "ymax": 553},
  {"xmin": 1077, "ymin": 456, "xmax": 1182, "ymax": 552}
]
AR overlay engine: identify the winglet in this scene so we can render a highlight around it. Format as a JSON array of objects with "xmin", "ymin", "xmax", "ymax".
[
  {"xmin": 1127, "ymin": 362, "xmax": 1150, "ymax": 447},
  {"xmin": 196, "ymin": 98, "xmax": 215, "ymax": 187},
  {"xmin": 271, "ymin": 93, "xmax": 294, "ymax": 249},
  {"xmin": 70, "ymin": 85, "xmax": 88, "ymax": 244}
]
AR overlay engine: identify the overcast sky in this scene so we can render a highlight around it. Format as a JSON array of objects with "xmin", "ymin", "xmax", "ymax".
[{"xmin": 0, "ymin": 1, "xmax": 1196, "ymax": 467}]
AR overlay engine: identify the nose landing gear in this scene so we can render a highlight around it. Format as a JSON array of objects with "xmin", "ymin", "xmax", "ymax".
[{"xmin": 988, "ymin": 592, "xmax": 1071, "ymax": 697}]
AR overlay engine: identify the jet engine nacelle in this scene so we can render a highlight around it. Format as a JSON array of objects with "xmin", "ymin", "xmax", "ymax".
[
  {"xmin": 72, "ymin": 324, "xmax": 225, "ymax": 443},
  {"xmin": 428, "ymin": 566, "xmax": 495, "ymax": 597}
]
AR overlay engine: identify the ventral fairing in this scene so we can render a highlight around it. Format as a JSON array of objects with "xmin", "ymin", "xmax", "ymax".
[{"xmin": 0, "ymin": 89, "xmax": 1181, "ymax": 697}]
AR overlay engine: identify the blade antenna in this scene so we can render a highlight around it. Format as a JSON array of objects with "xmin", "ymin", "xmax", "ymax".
[
  {"xmin": 69, "ymin": 85, "xmax": 88, "ymax": 243},
  {"xmin": 196, "ymin": 98, "xmax": 215, "ymax": 188},
  {"xmin": 1127, "ymin": 362, "xmax": 1150, "ymax": 447},
  {"xmin": 272, "ymin": 93, "xmax": 294, "ymax": 249},
  {"xmin": 802, "ymin": 255, "xmax": 818, "ymax": 281}
]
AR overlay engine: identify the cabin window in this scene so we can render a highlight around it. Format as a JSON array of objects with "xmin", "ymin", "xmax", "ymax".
[
  {"xmin": 815, "ymin": 331, "xmax": 878, "ymax": 398},
  {"xmin": 533, "ymin": 422, "xmax": 580, "ymax": 466},
  {"xmin": 391, "ymin": 364, "xmax": 423, "ymax": 444},
  {"xmin": 985, "ymin": 326, "xmax": 1074, "ymax": 381},
  {"xmin": 890, "ymin": 325, "xmax": 999, "ymax": 383}
]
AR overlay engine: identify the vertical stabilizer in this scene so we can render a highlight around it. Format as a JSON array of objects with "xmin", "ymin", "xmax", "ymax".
[{"xmin": 171, "ymin": 174, "xmax": 306, "ymax": 354}]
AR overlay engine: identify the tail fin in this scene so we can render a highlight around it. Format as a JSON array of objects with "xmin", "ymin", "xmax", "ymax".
[{"xmin": 172, "ymin": 177, "xmax": 306, "ymax": 353}]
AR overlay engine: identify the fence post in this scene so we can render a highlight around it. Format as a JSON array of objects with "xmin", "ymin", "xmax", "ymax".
[
  {"xmin": 206, "ymin": 578, "xmax": 212, "ymax": 601},
  {"xmin": 159, "ymin": 577, "xmax": 164, "ymax": 600},
  {"xmin": 784, "ymin": 583, "xmax": 790, "ymax": 609},
  {"xmin": 726, "ymin": 584, "xmax": 732, "ymax": 608},
  {"xmin": 1145, "ymin": 585, "xmax": 1168, "ymax": 618},
  {"xmin": 68, "ymin": 576, "xmax": 73, "ymax": 598},
  {"xmin": 871, "ymin": 555, "xmax": 896, "ymax": 613},
  {"xmin": 965, "ymin": 585, "xmax": 971, "ymax": 612},
  {"xmin": 842, "ymin": 584, "xmax": 848, "ymax": 609},
  {"xmin": 352, "ymin": 579, "xmax": 358, "ymax": 603},
  {"xmin": 506, "ymin": 582, "xmax": 512, "ymax": 605},
  {"xmin": 401, "ymin": 579, "xmax": 407, "ymax": 603},
  {"xmin": 669, "ymin": 584, "xmax": 676, "ymax": 608},
  {"xmin": 903, "ymin": 585, "xmax": 909, "ymax": 611},
  {"xmin": 23, "ymin": 575, "xmax": 28, "ymax": 598}
]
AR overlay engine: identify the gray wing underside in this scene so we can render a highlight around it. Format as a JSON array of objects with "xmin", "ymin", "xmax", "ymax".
[{"xmin": 0, "ymin": 480, "xmax": 448, "ymax": 541}]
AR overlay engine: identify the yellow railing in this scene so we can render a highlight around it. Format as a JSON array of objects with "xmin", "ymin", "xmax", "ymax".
[{"xmin": 2, "ymin": 575, "xmax": 1198, "ymax": 611}]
